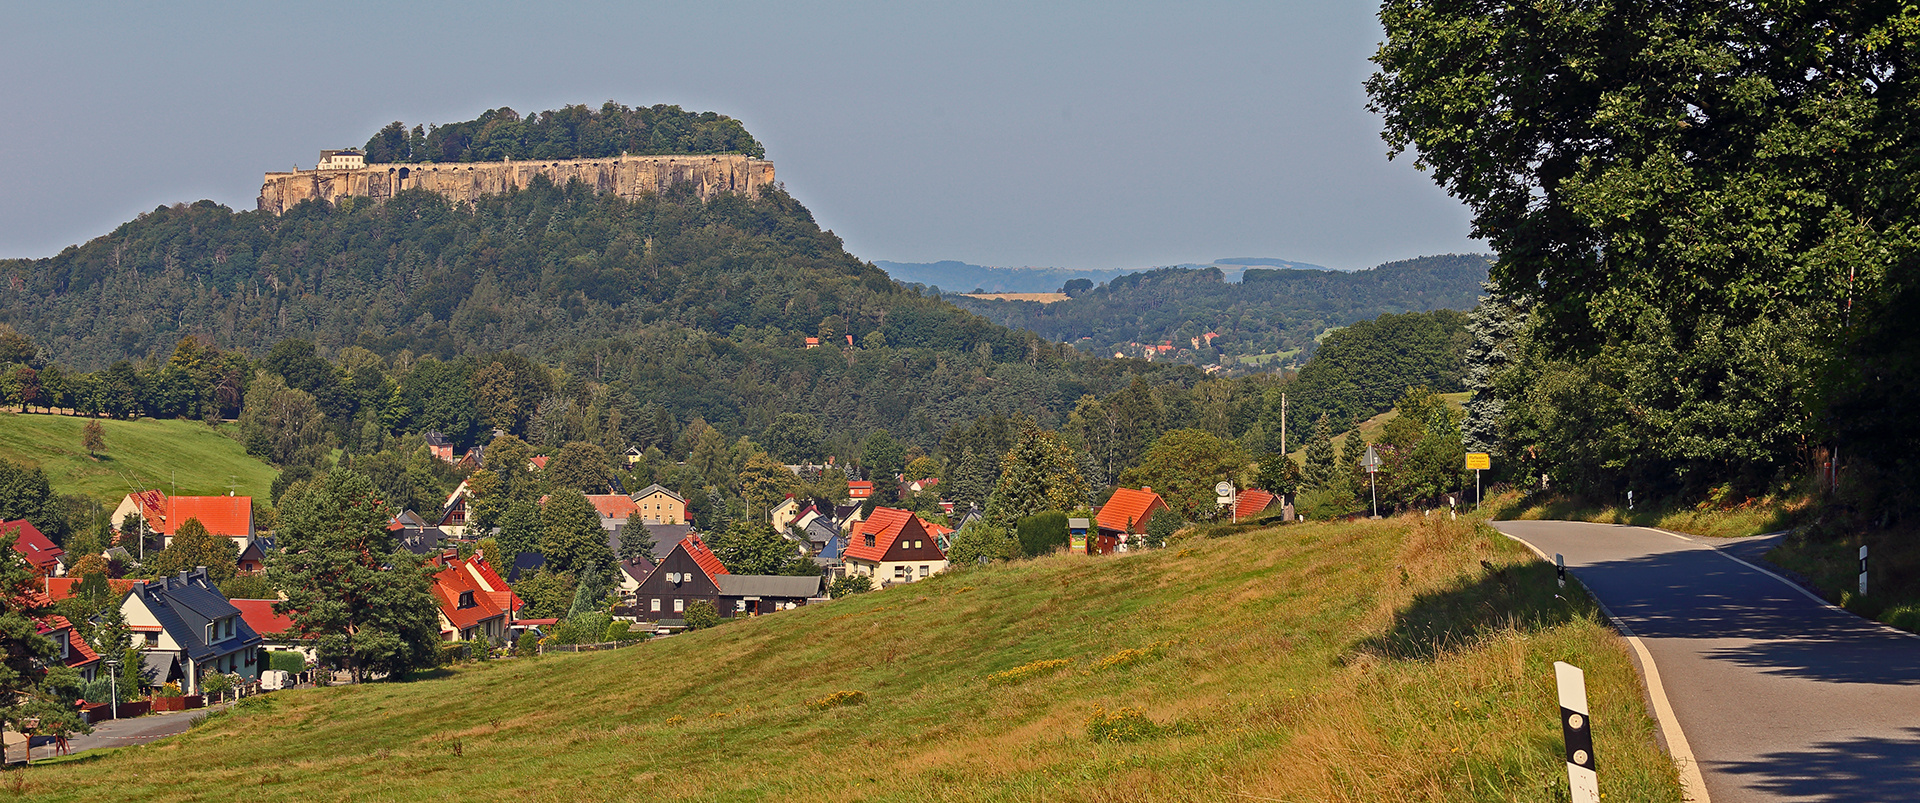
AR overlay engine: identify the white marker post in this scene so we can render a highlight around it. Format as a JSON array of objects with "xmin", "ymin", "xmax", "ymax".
[
  {"xmin": 1859, "ymin": 545, "xmax": 1869, "ymax": 596},
  {"xmin": 1361, "ymin": 445, "xmax": 1382, "ymax": 518},
  {"xmin": 1556, "ymin": 661, "xmax": 1599, "ymax": 803},
  {"xmin": 1555, "ymin": 553, "xmax": 1566, "ymax": 589}
]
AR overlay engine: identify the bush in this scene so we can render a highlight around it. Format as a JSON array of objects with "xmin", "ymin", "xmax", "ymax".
[
  {"xmin": 1141, "ymin": 509, "xmax": 1183, "ymax": 549},
  {"xmin": 684, "ymin": 600, "xmax": 721, "ymax": 630},
  {"xmin": 556, "ymin": 611, "xmax": 614, "ymax": 644},
  {"xmin": 268, "ymin": 651, "xmax": 306, "ymax": 673},
  {"xmin": 1016, "ymin": 511, "xmax": 1069, "ymax": 557},
  {"xmin": 828, "ymin": 574, "xmax": 872, "ymax": 598},
  {"xmin": 156, "ymin": 682, "xmax": 184, "ymax": 698},
  {"xmin": 604, "ymin": 619, "xmax": 643, "ymax": 642},
  {"xmin": 201, "ymin": 673, "xmax": 235, "ymax": 696},
  {"xmin": 1296, "ymin": 486, "xmax": 1361, "ymax": 520},
  {"xmin": 515, "ymin": 631, "xmax": 541, "ymax": 657}
]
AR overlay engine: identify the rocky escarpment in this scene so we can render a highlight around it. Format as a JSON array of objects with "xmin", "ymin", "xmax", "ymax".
[{"xmin": 258, "ymin": 153, "xmax": 774, "ymax": 213}]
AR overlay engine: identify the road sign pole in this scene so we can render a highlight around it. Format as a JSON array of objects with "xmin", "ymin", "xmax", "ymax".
[
  {"xmin": 1475, "ymin": 468, "xmax": 1481, "ymax": 509},
  {"xmin": 1556, "ymin": 662, "xmax": 1599, "ymax": 803}
]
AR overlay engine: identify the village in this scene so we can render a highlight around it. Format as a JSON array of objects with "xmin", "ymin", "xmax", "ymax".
[{"xmin": 2, "ymin": 429, "xmax": 1295, "ymax": 758}]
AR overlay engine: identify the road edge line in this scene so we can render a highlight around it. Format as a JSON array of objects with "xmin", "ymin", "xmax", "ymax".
[
  {"xmin": 1493, "ymin": 524, "xmax": 1712, "ymax": 803},
  {"xmin": 1639, "ymin": 526, "xmax": 1920, "ymax": 643}
]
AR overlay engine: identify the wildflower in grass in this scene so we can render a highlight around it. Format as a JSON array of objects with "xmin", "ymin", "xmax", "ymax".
[
  {"xmin": 986, "ymin": 658, "xmax": 1072, "ymax": 685},
  {"xmin": 1085, "ymin": 706, "xmax": 1162, "ymax": 743},
  {"xmin": 806, "ymin": 690, "xmax": 868, "ymax": 711}
]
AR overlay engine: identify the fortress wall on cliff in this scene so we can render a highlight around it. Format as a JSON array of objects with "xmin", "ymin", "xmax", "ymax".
[{"xmin": 258, "ymin": 153, "xmax": 774, "ymax": 213}]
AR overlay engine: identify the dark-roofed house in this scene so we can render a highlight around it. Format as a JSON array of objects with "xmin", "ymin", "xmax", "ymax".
[
  {"xmin": 506, "ymin": 551, "xmax": 546, "ymax": 582},
  {"xmin": 37, "ymin": 615, "xmax": 101, "ymax": 681},
  {"xmin": 631, "ymin": 535, "xmax": 729, "ymax": 622},
  {"xmin": 424, "ymin": 431, "xmax": 456, "ymax": 463},
  {"xmin": 716, "ymin": 574, "xmax": 824, "ymax": 616},
  {"xmin": 391, "ymin": 510, "xmax": 446, "ymax": 555},
  {"xmin": 119, "ymin": 568, "xmax": 264, "ymax": 694}
]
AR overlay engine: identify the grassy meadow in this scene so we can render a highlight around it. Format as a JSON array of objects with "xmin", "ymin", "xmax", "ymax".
[
  {"xmin": 18, "ymin": 513, "xmax": 1681, "ymax": 802},
  {"xmin": 0, "ymin": 412, "xmax": 277, "ymax": 505},
  {"xmin": 1490, "ymin": 490, "xmax": 1804, "ymax": 540}
]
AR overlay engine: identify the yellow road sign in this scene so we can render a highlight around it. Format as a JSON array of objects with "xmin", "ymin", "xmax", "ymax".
[{"xmin": 1465, "ymin": 452, "xmax": 1491, "ymax": 471}]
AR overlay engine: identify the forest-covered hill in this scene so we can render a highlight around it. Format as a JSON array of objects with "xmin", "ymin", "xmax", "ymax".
[
  {"xmin": 945, "ymin": 254, "xmax": 1490, "ymax": 369},
  {"xmin": 0, "ymin": 171, "xmax": 1186, "ymax": 452}
]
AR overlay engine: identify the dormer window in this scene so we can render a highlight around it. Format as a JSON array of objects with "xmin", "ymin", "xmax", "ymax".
[
  {"xmin": 457, "ymin": 591, "xmax": 476, "ymax": 609},
  {"xmin": 864, "ymin": 534, "xmax": 875, "ymax": 548}
]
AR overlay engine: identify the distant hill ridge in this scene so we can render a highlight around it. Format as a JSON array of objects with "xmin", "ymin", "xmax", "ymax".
[
  {"xmin": 877, "ymin": 257, "xmax": 1338, "ymax": 294},
  {"xmin": 947, "ymin": 253, "xmax": 1492, "ymax": 369}
]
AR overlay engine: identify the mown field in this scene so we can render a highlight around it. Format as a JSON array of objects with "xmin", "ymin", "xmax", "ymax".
[
  {"xmin": 0, "ymin": 413, "xmax": 277, "ymax": 505},
  {"xmin": 18, "ymin": 512, "xmax": 1681, "ymax": 802}
]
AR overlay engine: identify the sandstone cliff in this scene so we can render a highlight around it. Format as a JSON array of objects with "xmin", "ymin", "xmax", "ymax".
[{"xmin": 258, "ymin": 153, "xmax": 774, "ymax": 213}]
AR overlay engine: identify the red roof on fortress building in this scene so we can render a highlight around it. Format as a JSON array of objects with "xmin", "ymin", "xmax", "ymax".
[{"xmin": 1097, "ymin": 488, "xmax": 1169, "ymax": 535}]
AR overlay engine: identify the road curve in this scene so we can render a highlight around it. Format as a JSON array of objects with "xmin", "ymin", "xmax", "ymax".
[{"xmin": 1492, "ymin": 520, "xmax": 1920, "ymax": 803}]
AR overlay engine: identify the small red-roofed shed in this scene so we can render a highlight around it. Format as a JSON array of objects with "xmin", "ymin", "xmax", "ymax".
[{"xmin": 1096, "ymin": 487, "xmax": 1170, "ymax": 553}]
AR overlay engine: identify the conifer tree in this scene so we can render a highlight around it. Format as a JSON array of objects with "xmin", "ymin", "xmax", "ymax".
[{"xmin": 1302, "ymin": 415, "xmax": 1338, "ymax": 490}]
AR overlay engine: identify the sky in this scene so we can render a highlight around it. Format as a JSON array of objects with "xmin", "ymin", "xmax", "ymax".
[{"xmin": 0, "ymin": 1, "xmax": 1480, "ymax": 272}]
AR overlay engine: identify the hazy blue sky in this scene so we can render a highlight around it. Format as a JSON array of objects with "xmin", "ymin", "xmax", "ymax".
[{"xmin": 0, "ymin": 1, "xmax": 1480, "ymax": 271}]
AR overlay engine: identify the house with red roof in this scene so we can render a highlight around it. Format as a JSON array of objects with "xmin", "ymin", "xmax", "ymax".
[
  {"xmin": 37, "ymin": 615, "xmax": 101, "ymax": 682},
  {"xmin": 847, "ymin": 481, "xmax": 873, "ymax": 500},
  {"xmin": 427, "ymin": 553, "xmax": 523, "ymax": 643},
  {"xmin": 43, "ymin": 576, "xmax": 145, "ymax": 603},
  {"xmin": 842, "ymin": 507, "xmax": 947, "ymax": 586},
  {"xmin": 1233, "ymin": 489, "xmax": 1279, "ymax": 521},
  {"xmin": 110, "ymin": 491, "xmax": 255, "ymax": 551},
  {"xmin": 1096, "ymin": 487, "xmax": 1171, "ymax": 553},
  {"xmin": 230, "ymin": 598, "xmax": 315, "ymax": 664},
  {"xmin": 3, "ymin": 519, "xmax": 66, "ymax": 577}
]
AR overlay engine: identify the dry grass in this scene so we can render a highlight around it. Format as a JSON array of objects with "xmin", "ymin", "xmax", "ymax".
[
  {"xmin": 1492, "ymin": 489, "xmax": 1807, "ymax": 539},
  {"xmin": 16, "ymin": 513, "xmax": 1681, "ymax": 802}
]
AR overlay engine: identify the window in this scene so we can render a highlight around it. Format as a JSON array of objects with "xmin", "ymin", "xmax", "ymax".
[
  {"xmin": 737, "ymin": 600, "xmax": 748, "ymax": 612},
  {"xmin": 457, "ymin": 591, "xmax": 477, "ymax": 609},
  {"xmin": 920, "ymin": 565, "xmax": 930, "ymax": 578},
  {"xmin": 864, "ymin": 534, "xmax": 875, "ymax": 547},
  {"xmin": 674, "ymin": 599, "xmax": 685, "ymax": 613},
  {"xmin": 651, "ymin": 598, "xmax": 661, "ymax": 612},
  {"xmin": 144, "ymin": 632, "xmax": 157, "ymax": 646},
  {"xmin": 914, "ymin": 540, "xmax": 923, "ymax": 549},
  {"xmin": 894, "ymin": 566, "xmax": 907, "ymax": 581}
]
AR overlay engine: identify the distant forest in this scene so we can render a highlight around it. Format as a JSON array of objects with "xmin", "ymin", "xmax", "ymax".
[
  {"xmin": 0, "ymin": 178, "xmax": 1194, "ymax": 451},
  {"xmin": 946, "ymin": 254, "xmax": 1490, "ymax": 369},
  {"xmin": 360, "ymin": 102, "xmax": 766, "ymax": 164}
]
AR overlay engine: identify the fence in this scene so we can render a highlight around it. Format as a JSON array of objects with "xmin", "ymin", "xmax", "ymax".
[{"xmin": 537, "ymin": 639, "xmax": 648, "ymax": 655}]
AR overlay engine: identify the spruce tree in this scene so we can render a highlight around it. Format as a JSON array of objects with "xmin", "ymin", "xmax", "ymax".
[{"xmin": 1302, "ymin": 415, "xmax": 1338, "ymax": 490}]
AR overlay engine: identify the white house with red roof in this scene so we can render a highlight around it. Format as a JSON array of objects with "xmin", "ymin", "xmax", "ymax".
[
  {"xmin": 842, "ymin": 507, "xmax": 947, "ymax": 586},
  {"xmin": 3, "ymin": 519, "xmax": 66, "ymax": 577},
  {"xmin": 427, "ymin": 553, "xmax": 523, "ymax": 643},
  {"xmin": 110, "ymin": 491, "xmax": 256, "ymax": 551}
]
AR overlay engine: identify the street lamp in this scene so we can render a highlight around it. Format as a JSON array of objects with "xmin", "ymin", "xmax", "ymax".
[{"xmin": 103, "ymin": 657, "xmax": 122, "ymax": 721}]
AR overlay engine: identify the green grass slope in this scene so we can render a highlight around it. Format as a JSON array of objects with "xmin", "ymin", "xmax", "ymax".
[
  {"xmin": 22, "ymin": 514, "xmax": 1681, "ymax": 802},
  {"xmin": 0, "ymin": 413, "xmax": 277, "ymax": 505}
]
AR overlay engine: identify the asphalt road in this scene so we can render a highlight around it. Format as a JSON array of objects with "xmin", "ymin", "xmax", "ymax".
[
  {"xmin": 25, "ymin": 703, "xmax": 223, "ymax": 761},
  {"xmin": 1493, "ymin": 520, "xmax": 1920, "ymax": 803}
]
